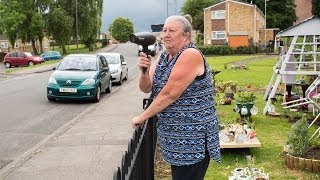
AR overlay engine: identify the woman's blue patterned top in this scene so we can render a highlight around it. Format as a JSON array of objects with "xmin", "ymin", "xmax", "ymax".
[{"xmin": 152, "ymin": 43, "xmax": 221, "ymax": 166}]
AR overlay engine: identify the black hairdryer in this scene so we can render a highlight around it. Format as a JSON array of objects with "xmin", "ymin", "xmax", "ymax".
[{"xmin": 129, "ymin": 32, "xmax": 156, "ymax": 73}]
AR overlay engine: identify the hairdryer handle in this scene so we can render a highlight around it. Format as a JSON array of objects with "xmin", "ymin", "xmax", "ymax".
[{"xmin": 142, "ymin": 46, "xmax": 150, "ymax": 74}]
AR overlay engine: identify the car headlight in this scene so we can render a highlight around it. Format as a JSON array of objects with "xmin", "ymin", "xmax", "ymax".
[
  {"xmin": 48, "ymin": 77, "xmax": 57, "ymax": 84},
  {"xmin": 81, "ymin": 79, "xmax": 95, "ymax": 85},
  {"xmin": 110, "ymin": 69, "xmax": 118, "ymax": 74}
]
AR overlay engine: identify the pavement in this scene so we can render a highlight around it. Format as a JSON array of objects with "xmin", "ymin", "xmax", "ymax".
[{"xmin": 0, "ymin": 44, "xmax": 149, "ymax": 180}]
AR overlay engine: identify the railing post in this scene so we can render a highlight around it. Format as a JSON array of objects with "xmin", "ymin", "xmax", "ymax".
[
  {"xmin": 113, "ymin": 97, "xmax": 157, "ymax": 180},
  {"xmin": 113, "ymin": 167, "xmax": 121, "ymax": 180},
  {"xmin": 144, "ymin": 119, "xmax": 155, "ymax": 180}
]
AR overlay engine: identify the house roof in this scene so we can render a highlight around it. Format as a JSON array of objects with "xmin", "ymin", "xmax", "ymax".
[
  {"xmin": 277, "ymin": 16, "xmax": 320, "ymax": 37},
  {"xmin": 204, "ymin": 0, "xmax": 255, "ymax": 11},
  {"xmin": 203, "ymin": 0, "xmax": 264, "ymax": 18}
]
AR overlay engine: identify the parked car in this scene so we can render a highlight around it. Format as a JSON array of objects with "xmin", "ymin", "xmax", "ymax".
[
  {"xmin": 98, "ymin": 52, "xmax": 128, "ymax": 85},
  {"xmin": 138, "ymin": 44, "xmax": 158, "ymax": 56},
  {"xmin": 3, "ymin": 51, "xmax": 44, "ymax": 68},
  {"xmin": 41, "ymin": 51, "xmax": 62, "ymax": 61},
  {"xmin": 47, "ymin": 54, "xmax": 112, "ymax": 102}
]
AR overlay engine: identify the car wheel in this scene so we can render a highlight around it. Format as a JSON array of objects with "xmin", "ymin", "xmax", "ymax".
[
  {"xmin": 94, "ymin": 86, "xmax": 101, "ymax": 102},
  {"xmin": 106, "ymin": 80, "xmax": 112, "ymax": 93},
  {"xmin": 124, "ymin": 70, "xmax": 128, "ymax": 81},
  {"xmin": 118, "ymin": 73, "xmax": 123, "ymax": 85},
  {"xmin": 28, "ymin": 61, "xmax": 34, "ymax": 66},
  {"xmin": 4, "ymin": 62, "xmax": 11, "ymax": 68},
  {"xmin": 47, "ymin": 96, "xmax": 56, "ymax": 101}
]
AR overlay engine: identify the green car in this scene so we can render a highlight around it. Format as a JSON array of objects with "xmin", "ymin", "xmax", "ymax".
[{"xmin": 47, "ymin": 54, "xmax": 112, "ymax": 102}]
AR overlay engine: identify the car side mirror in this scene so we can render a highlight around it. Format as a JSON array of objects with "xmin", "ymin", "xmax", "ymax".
[{"xmin": 52, "ymin": 67, "xmax": 56, "ymax": 70}]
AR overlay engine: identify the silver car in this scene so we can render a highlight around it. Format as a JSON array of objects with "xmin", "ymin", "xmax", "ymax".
[{"xmin": 98, "ymin": 52, "xmax": 128, "ymax": 85}]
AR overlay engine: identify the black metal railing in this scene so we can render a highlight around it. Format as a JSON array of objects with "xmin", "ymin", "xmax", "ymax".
[{"xmin": 113, "ymin": 98, "xmax": 157, "ymax": 180}]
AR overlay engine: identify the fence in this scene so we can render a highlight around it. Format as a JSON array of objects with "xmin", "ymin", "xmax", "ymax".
[{"xmin": 113, "ymin": 98, "xmax": 157, "ymax": 180}]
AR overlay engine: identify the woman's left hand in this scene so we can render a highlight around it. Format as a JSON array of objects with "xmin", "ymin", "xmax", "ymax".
[{"xmin": 131, "ymin": 116, "xmax": 144, "ymax": 129}]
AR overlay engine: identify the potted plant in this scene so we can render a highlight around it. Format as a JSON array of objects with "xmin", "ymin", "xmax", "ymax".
[
  {"xmin": 217, "ymin": 80, "xmax": 237, "ymax": 105},
  {"xmin": 235, "ymin": 91, "xmax": 258, "ymax": 118},
  {"xmin": 284, "ymin": 114, "xmax": 320, "ymax": 173},
  {"xmin": 222, "ymin": 81, "xmax": 237, "ymax": 105},
  {"xmin": 223, "ymin": 80, "xmax": 237, "ymax": 99}
]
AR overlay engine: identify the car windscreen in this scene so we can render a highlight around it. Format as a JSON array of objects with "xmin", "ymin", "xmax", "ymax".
[
  {"xmin": 57, "ymin": 56, "xmax": 97, "ymax": 71},
  {"xmin": 104, "ymin": 55, "xmax": 120, "ymax": 64}
]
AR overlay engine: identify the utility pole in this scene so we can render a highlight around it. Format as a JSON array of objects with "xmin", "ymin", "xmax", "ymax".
[
  {"xmin": 76, "ymin": 0, "xmax": 79, "ymax": 53},
  {"xmin": 167, "ymin": 0, "xmax": 168, "ymax": 17},
  {"xmin": 167, "ymin": 0, "xmax": 177, "ymax": 17},
  {"xmin": 264, "ymin": 0, "xmax": 269, "ymax": 50}
]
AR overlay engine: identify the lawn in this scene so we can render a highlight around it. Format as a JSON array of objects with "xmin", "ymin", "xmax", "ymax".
[{"xmin": 155, "ymin": 54, "xmax": 320, "ymax": 180}]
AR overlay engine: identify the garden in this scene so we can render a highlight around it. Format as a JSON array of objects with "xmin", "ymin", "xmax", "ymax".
[{"xmin": 155, "ymin": 54, "xmax": 320, "ymax": 180}]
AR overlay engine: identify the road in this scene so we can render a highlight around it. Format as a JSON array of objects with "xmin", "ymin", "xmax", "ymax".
[{"xmin": 0, "ymin": 43, "xmax": 143, "ymax": 170}]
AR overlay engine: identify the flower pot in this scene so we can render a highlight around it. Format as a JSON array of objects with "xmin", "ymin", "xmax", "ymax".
[
  {"xmin": 293, "ymin": 156, "xmax": 299, "ymax": 170},
  {"xmin": 232, "ymin": 168, "xmax": 244, "ymax": 177},
  {"xmin": 298, "ymin": 157, "xmax": 306, "ymax": 171},
  {"xmin": 305, "ymin": 159, "xmax": 313, "ymax": 172},
  {"xmin": 236, "ymin": 102, "xmax": 254, "ymax": 118},
  {"xmin": 238, "ymin": 175, "xmax": 250, "ymax": 180},
  {"xmin": 285, "ymin": 153, "xmax": 320, "ymax": 173},
  {"xmin": 287, "ymin": 154, "xmax": 294, "ymax": 169},
  {"xmin": 312, "ymin": 159, "xmax": 320, "ymax": 173},
  {"xmin": 221, "ymin": 98, "xmax": 232, "ymax": 105},
  {"xmin": 225, "ymin": 92, "xmax": 234, "ymax": 99}
]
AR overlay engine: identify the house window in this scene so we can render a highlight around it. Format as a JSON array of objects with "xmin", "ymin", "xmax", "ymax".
[
  {"xmin": 211, "ymin": 10, "xmax": 225, "ymax": 19},
  {"xmin": 14, "ymin": 42, "xmax": 19, "ymax": 48},
  {"xmin": 212, "ymin": 31, "xmax": 226, "ymax": 39},
  {"xmin": 1, "ymin": 42, "xmax": 8, "ymax": 48}
]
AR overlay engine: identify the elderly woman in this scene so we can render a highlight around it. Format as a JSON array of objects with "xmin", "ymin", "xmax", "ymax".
[{"xmin": 131, "ymin": 15, "xmax": 221, "ymax": 180}]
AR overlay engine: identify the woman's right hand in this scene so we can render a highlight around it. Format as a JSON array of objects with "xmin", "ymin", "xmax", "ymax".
[{"xmin": 137, "ymin": 52, "xmax": 151, "ymax": 73}]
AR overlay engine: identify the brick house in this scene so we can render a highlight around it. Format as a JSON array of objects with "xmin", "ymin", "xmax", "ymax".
[
  {"xmin": 0, "ymin": 35, "xmax": 50, "ymax": 53},
  {"xmin": 203, "ymin": 0, "xmax": 277, "ymax": 48}
]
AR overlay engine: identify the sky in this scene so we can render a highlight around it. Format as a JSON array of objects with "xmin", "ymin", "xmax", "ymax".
[{"xmin": 102, "ymin": 0, "xmax": 185, "ymax": 33}]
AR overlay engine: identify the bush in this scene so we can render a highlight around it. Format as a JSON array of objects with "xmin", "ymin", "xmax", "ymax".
[
  {"xmin": 287, "ymin": 114, "xmax": 309, "ymax": 157},
  {"xmin": 234, "ymin": 38, "xmax": 260, "ymax": 54},
  {"xmin": 197, "ymin": 45, "xmax": 233, "ymax": 55},
  {"xmin": 236, "ymin": 91, "xmax": 257, "ymax": 103},
  {"xmin": 0, "ymin": 52, "xmax": 7, "ymax": 62},
  {"xmin": 195, "ymin": 33, "xmax": 204, "ymax": 45}
]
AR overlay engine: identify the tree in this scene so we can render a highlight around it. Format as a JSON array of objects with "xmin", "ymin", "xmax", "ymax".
[
  {"xmin": 0, "ymin": 0, "xmax": 25, "ymax": 50},
  {"xmin": 76, "ymin": 0, "xmax": 103, "ymax": 51},
  {"xmin": 109, "ymin": 17, "xmax": 134, "ymax": 43},
  {"xmin": 47, "ymin": 8, "xmax": 73, "ymax": 54},
  {"xmin": 312, "ymin": 0, "xmax": 320, "ymax": 16},
  {"xmin": 51, "ymin": 0, "xmax": 103, "ymax": 51},
  {"xmin": 181, "ymin": 0, "xmax": 219, "ymax": 33},
  {"xmin": 19, "ymin": 11, "xmax": 46, "ymax": 54},
  {"xmin": 252, "ymin": 0, "xmax": 297, "ymax": 30},
  {"xmin": 0, "ymin": 0, "xmax": 51, "ymax": 54},
  {"xmin": 30, "ymin": 13, "xmax": 45, "ymax": 53}
]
